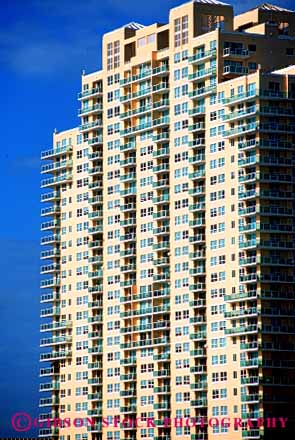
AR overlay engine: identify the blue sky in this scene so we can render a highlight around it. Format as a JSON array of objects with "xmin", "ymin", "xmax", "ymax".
[{"xmin": 0, "ymin": 0, "xmax": 294, "ymax": 436}]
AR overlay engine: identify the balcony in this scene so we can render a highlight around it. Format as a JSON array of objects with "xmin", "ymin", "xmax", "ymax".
[
  {"xmin": 88, "ymin": 270, "xmax": 103, "ymax": 279},
  {"xmin": 242, "ymin": 430, "xmax": 260, "ymax": 439},
  {"xmin": 223, "ymin": 89, "xmax": 257, "ymax": 105},
  {"xmin": 40, "ymin": 350, "xmax": 71, "ymax": 362},
  {"xmin": 89, "ymin": 240, "xmax": 103, "ymax": 249},
  {"xmin": 153, "ymin": 273, "xmax": 170, "ymax": 282},
  {"xmin": 191, "ymin": 398, "xmax": 207, "ymax": 408},
  {"xmin": 153, "ymin": 147, "xmax": 169, "ymax": 158},
  {"xmin": 189, "ymin": 299, "xmax": 205, "ymax": 308},
  {"xmin": 188, "ymin": 106, "xmax": 206, "ymax": 116},
  {"xmin": 40, "ymin": 320, "xmax": 72, "ymax": 332},
  {"xmin": 88, "ymin": 166, "xmax": 103, "ymax": 175},
  {"xmin": 189, "ymin": 154, "xmax": 205, "ymax": 164},
  {"xmin": 120, "ymin": 248, "xmax": 136, "ymax": 257},
  {"xmin": 241, "ymin": 394, "xmax": 260, "ymax": 403},
  {"xmin": 120, "ymin": 69, "xmax": 151, "ymax": 85},
  {"xmin": 240, "ymin": 358, "xmax": 259, "ymax": 368},
  {"xmin": 225, "ymin": 307, "xmax": 257, "ymax": 318},
  {"xmin": 88, "ymin": 225, "xmax": 103, "ymax": 234},
  {"xmin": 190, "ymin": 348, "xmax": 206, "ymax": 358},
  {"xmin": 88, "ymin": 361, "xmax": 103, "ymax": 369},
  {"xmin": 121, "ymin": 121, "xmax": 152, "ymax": 136},
  {"xmin": 40, "ymin": 336, "xmax": 71, "ymax": 347},
  {"xmin": 190, "ymin": 365, "xmax": 206, "ymax": 374},
  {"xmin": 40, "ymin": 307, "xmax": 60, "ymax": 318},
  {"xmin": 88, "ymin": 284, "xmax": 103, "ymax": 299},
  {"xmin": 238, "ymin": 172, "xmax": 256, "ymax": 183},
  {"xmin": 153, "ymin": 369, "xmax": 170, "ymax": 378},
  {"xmin": 153, "ymin": 98, "xmax": 170, "ymax": 110},
  {"xmin": 88, "ymin": 180, "xmax": 103, "ymax": 190},
  {"xmin": 88, "ymin": 151, "xmax": 103, "ymax": 160},
  {"xmin": 225, "ymin": 291, "xmax": 257, "ymax": 302},
  {"xmin": 189, "ymin": 170, "xmax": 205, "ymax": 181},
  {"xmin": 241, "ymin": 376, "xmax": 259, "ymax": 385},
  {"xmin": 153, "ymin": 163, "xmax": 169, "ymax": 173},
  {"xmin": 40, "ymin": 278, "xmax": 60, "ymax": 288},
  {"xmin": 189, "ymin": 186, "xmax": 205, "ymax": 196},
  {"xmin": 88, "ymin": 377, "xmax": 102, "ymax": 385},
  {"xmin": 40, "ymin": 235, "xmax": 60, "ymax": 247},
  {"xmin": 224, "ymin": 123, "xmax": 258, "ymax": 138},
  {"xmin": 40, "ymin": 205, "xmax": 60, "ymax": 217},
  {"xmin": 223, "ymin": 106, "xmax": 257, "ymax": 121},
  {"xmin": 189, "ymin": 234, "xmax": 205, "ymax": 244},
  {"xmin": 41, "ymin": 145, "xmax": 72, "ymax": 160},
  {"xmin": 40, "ymin": 263, "xmax": 60, "ymax": 274},
  {"xmin": 188, "ymin": 67, "xmax": 216, "ymax": 81},
  {"xmin": 259, "ymin": 140, "xmax": 293, "ymax": 150},
  {"xmin": 78, "ymin": 103, "xmax": 103, "ymax": 116},
  {"xmin": 120, "ymin": 172, "xmax": 136, "ymax": 182},
  {"xmin": 120, "ymin": 157, "xmax": 136, "ymax": 167},
  {"xmin": 79, "ymin": 120, "xmax": 102, "ymax": 132},
  {"xmin": 120, "ymin": 187, "xmax": 137, "ymax": 197},
  {"xmin": 152, "ymin": 65, "xmax": 169, "ymax": 76},
  {"xmin": 153, "ymin": 116, "xmax": 170, "ymax": 128},
  {"xmin": 39, "ymin": 367, "xmax": 56, "ymax": 377},
  {"xmin": 152, "ymin": 132, "xmax": 169, "ymax": 143},
  {"xmin": 153, "ymin": 210, "xmax": 169, "ymax": 220},
  {"xmin": 41, "ymin": 160, "xmax": 73, "ymax": 174},
  {"xmin": 39, "ymin": 397, "xmax": 59, "ymax": 407},
  {"xmin": 40, "ymin": 220, "xmax": 60, "ymax": 231},
  {"xmin": 40, "ymin": 292, "xmax": 59, "ymax": 303},
  {"xmin": 189, "ymin": 283, "xmax": 206, "ymax": 292},
  {"xmin": 78, "ymin": 87, "xmax": 102, "ymax": 100},
  {"xmin": 120, "ymin": 142, "xmax": 136, "ymax": 152},
  {"xmin": 88, "ymin": 300, "xmax": 103, "ymax": 310},
  {"xmin": 190, "ymin": 332, "xmax": 206, "ymax": 341},
  {"xmin": 153, "ymin": 241, "xmax": 170, "ymax": 250},
  {"xmin": 238, "ymin": 139, "xmax": 258, "ymax": 151},
  {"xmin": 238, "ymin": 189, "xmax": 257, "ymax": 200},
  {"xmin": 260, "ymin": 89, "xmax": 289, "ymax": 99},
  {"xmin": 188, "ymin": 48, "xmax": 216, "ymax": 63},
  {"xmin": 41, "ymin": 191, "xmax": 60, "ymax": 202},
  {"xmin": 39, "ymin": 381, "xmax": 60, "ymax": 391},
  {"xmin": 153, "ymin": 194, "xmax": 169, "ymax": 204},
  {"xmin": 189, "ymin": 202, "xmax": 205, "ymax": 212},
  {"xmin": 153, "ymin": 179, "xmax": 169, "ymax": 189},
  {"xmin": 260, "ymin": 105, "xmax": 295, "ymax": 117},
  {"xmin": 223, "ymin": 47, "xmax": 249, "ymax": 58},
  {"xmin": 152, "ymin": 82, "xmax": 169, "ymax": 94},
  {"xmin": 121, "ymin": 264, "xmax": 136, "ymax": 273},
  {"xmin": 188, "ymin": 122, "xmax": 205, "ymax": 133},
  {"xmin": 223, "ymin": 65, "xmax": 248, "ymax": 76},
  {"xmin": 120, "ymin": 218, "xmax": 136, "ymax": 227},
  {"xmin": 189, "ymin": 85, "xmax": 216, "ymax": 98},
  {"xmin": 88, "ymin": 136, "xmax": 103, "ymax": 146},
  {"xmin": 120, "ymin": 87, "xmax": 151, "ymax": 102},
  {"xmin": 41, "ymin": 174, "xmax": 72, "ymax": 188},
  {"xmin": 225, "ymin": 324, "xmax": 257, "ymax": 336}
]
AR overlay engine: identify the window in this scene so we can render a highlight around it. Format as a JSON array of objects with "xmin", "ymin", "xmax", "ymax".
[
  {"xmin": 174, "ymin": 15, "xmax": 188, "ymax": 47},
  {"xmin": 107, "ymin": 40, "xmax": 120, "ymax": 71}
]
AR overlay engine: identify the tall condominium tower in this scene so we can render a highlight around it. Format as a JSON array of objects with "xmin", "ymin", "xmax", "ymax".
[{"xmin": 39, "ymin": 1, "xmax": 295, "ymax": 440}]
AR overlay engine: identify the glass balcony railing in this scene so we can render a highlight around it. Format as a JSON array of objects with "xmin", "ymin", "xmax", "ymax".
[
  {"xmin": 188, "ymin": 48, "xmax": 216, "ymax": 63},
  {"xmin": 41, "ymin": 145, "xmax": 72, "ymax": 160},
  {"xmin": 189, "ymin": 67, "xmax": 216, "ymax": 81}
]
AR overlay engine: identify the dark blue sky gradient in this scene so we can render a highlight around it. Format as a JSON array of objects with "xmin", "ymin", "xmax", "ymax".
[{"xmin": 0, "ymin": 0, "xmax": 294, "ymax": 437}]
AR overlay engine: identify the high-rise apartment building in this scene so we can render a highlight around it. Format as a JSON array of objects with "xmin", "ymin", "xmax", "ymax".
[{"xmin": 39, "ymin": 1, "xmax": 295, "ymax": 440}]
